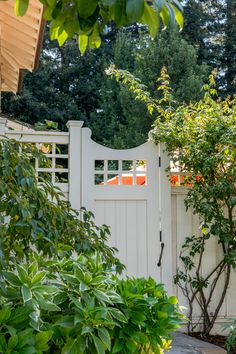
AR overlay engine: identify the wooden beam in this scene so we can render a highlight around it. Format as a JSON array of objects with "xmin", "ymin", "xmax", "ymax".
[
  {"xmin": 2, "ymin": 1, "xmax": 42, "ymax": 20},
  {"xmin": 0, "ymin": 0, "xmax": 45, "ymax": 93},
  {"xmin": 3, "ymin": 26, "xmax": 37, "ymax": 47}
]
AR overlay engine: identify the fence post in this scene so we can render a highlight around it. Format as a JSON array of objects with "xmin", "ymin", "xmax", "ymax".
[
  {"xmin": 159, "ymin": 143, "xmax": 173, "ymax": 294},
  {"xmin": 0, "ymin": 117, "xmax": 7, "ymax": 135},
  {"xmin": 67, "ymin": 120, "xmax": 84, "ymax": 211}
]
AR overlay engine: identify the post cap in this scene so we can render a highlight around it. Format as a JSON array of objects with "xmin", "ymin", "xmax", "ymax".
[{"xmin": 67, "ymin": 120, "xmax": 84, "ymax": 129}]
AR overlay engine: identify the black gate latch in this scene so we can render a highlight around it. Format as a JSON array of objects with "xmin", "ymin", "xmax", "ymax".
[{"xmin": 157, "ymin": 242, "xmax": 165, "ymax": 267}]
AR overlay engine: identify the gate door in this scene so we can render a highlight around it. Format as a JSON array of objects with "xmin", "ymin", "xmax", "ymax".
[{"xmin": 81, "ymin": 128, "xmax": 161, "ymax": 280}]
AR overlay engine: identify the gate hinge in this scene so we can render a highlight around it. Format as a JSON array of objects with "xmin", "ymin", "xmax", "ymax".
[{"xmin": 159, "ymin": 156, "xmax": 161, "ymax": 167}]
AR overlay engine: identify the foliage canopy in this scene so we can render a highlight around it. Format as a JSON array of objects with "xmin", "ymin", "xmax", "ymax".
[{"xmin": 13, "ymin": 0, "xmax": 183, "ymax": 53}]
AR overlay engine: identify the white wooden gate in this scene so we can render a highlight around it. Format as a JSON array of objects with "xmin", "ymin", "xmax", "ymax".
[{"xmin": 80, "ymin": 127, "xmax": 172, "ymax": 289}]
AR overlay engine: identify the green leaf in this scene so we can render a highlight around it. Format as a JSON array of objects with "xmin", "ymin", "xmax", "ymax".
[
  {"xmin": 81, "ymin": 326, "xmax": 93, "ymax": 335},
  {"xmin": 21, "ymin": 286, "xmax": 32, "ymax": 303},
  {"xmin": 98, "ymin": 328, "xmax": 111, "ymax": 351},
  {"xmin": 93, "ymin": 289, "xmax": 111, "ymax": 303},
  {"xmin": 56, "ymin": 315, "xmax": 74, "ymax": 328},
  {"xmin": 172, "ymin": 4, "xmax": 184, "ymax": 29},
  {"xmin": 79, "ymin": 281, "xmax": 90, "ymax": 291},
  {"xmin": 0, "ymin": 308, "xmax": 11, "ymax": 323},
  {"xmin": 126, "ymin": 338, "xmax": 137, "ymax": 352},
  {"xmin": 29, "ymin": 262, "xmax": 38, "ymax": 277},
  {"xmin": 32, "ymin": 285, "xmax": 58, "ymax": 294},
  {"xmin": 169, "ymin": 296, "xmax": 178, "ymax": 304},
  {"xmin": 57, "ymin": 30, "xmax": 69, "ymax": 46},
  {"xmin": 160, "ymin": 5, "xmax": 170, "ymax": 26},
  {"xmin": 78, "ymin": 34, "xmax": 89, "ymax": 55},
  {"xmin": 89, "ymin": 27, "xmax": 101, "ymax": 49},
  {"xmin": 141, "ymin": 2, "xmax": 160, "ymax": 38},
  {"xmin": 50, "ymin": 26, "xmax": 59, "ymax": 40},
  {"xmin": 114, "ymin": 0, "xmax": 127, "ymax": 26},
  {"xmin": 37, "ymin": 300, "xmax": 60, "ymax": 312},
  {"xmin": 14, "ymin": 0, "xmax": 29, "ymax": 16},
  {"xmin": 154, "ymin": 0, "xmax": 164, "ymax": 11},
  {"xmin": 0, "ymin": 334, "xmax": 7, "ymax": 352},
  {"xmin": 92, "ymin": 334, "xmax": 105, "ymax": 354},
  {"xmin": 2, "ymin": 271, "xmax": 22, "ymax": 287},
  {"xmin": 91, "ymin": 275, "xmax": 107, "ymax": 285},
  {"xmin": 62, "ymin": 339, "xmax": 79, "ymax": 354},
  {"xmin": 8, "ymin": 335, "xmax": 18, "ymax": 349},
  {"xmin": 108, "ymin": 308, "xmax": 127, "ymax": 323},
  {"xmin": 126, "ymin": 0, "xmax": 144, "ymax": 22},
  {"xmin": 9, "ymin": 307, "xmax": 33, "ymax": 326},
  {"xmin": 77, "ymin": 0, "xmax": 98, "ymax": 18},
  {"xmin": 53, "ymin": 291, "xmax": 68, "ymax": 305},
  {"xmin": 17, "ymin": 329, "xmax": 34, "ymax": 349},
  {"xmin": 31, "ymin": 271, "xmax": 46, "ymax": 284},
  {"xmin": 35, "ymin": 331, "xmax": 53, "ymax": 349},
  {"xmin": 20, "ymin": 346, "xmax": 38, "ymax": 354},
  {"xmin": 51, "ymin": 0, "xmax": 62, "ymax": 19},
  {"xmin": 112, "ymin": 338, "xmax": 124, "ymax": 353},
  {"xmin": 17, "ymin": 265, "xmax": 30, "ymax": 284},
  {"xmin": 131, "ymin": 311, "xmax": 146, "ymax": 324}
]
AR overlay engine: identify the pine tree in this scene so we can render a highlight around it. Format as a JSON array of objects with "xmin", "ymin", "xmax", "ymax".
[
  {"xmin": 90, "ymin": 30, "xmax": 208, "ymax": 148},
  {"xmin": 224, "ymin": 0, "xmax": 236, "ymax": 94},
  {"xmin": 183, "ymin": 0, "xmax": 236, "ymax": 95}
]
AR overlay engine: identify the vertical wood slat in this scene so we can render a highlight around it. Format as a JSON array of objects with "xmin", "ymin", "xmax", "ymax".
[
  {"xmin": 115, "ymin": 201, "xmax": 127, "ymax": 275},
  {"xmin": 136, "ymin": 201, "xmax": 148, "ymax": 277},
  {"xmin": 126, "ymin": 201, "xmax": 137, "ymax": 276}
]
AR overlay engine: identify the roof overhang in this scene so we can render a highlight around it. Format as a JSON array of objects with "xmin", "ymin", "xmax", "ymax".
[{"xmin": 0, "ymin": 0, "xmax": 45, "ymax": 93}]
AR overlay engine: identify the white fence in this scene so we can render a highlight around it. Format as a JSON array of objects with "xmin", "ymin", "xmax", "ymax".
[
  {"xmin": 172, "ymin": 188, "xmax": 236, "ymax": 332},
  {"xmin": 1, "ymin": 118, "xmax": 235, "ymax": 332}
]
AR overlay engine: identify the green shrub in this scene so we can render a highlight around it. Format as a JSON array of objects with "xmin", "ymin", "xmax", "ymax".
[
  {"xmin": 0, "ymin": 139, "xmax": 123, "ymax": 272},
  {"xmin": 0, "ymin": 253, "xmax": 183, "ymax": 353},
  {"xmin": 112, "ymin": 277, "xmax": 182, "ymax": 353},
  {"xmin": 224, "ymin": 320, "xmax": 236, "ymax": 354}
]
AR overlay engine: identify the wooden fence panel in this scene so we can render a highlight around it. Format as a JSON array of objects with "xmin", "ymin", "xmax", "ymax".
[{"xmin": 171, "ymin": 188, "xmax": 236, "ymax": 331}]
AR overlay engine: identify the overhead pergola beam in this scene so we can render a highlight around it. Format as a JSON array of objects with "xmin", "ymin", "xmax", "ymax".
[{"xmin": 0, "ymin": 0, "xmax": 45, "ymax": 93}]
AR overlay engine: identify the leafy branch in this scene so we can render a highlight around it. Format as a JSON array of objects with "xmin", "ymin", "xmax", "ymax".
[
  {"xmin": 108, "ymin": 66, "xmax": 236, "ymax": 335},
  {"xmin": 13, "ymin": 0, "xmax": 184, "ymax": 53}
]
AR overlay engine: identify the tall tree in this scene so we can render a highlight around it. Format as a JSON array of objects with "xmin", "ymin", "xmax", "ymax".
[
  {"xmin": 3, "ymin": 27, "xmax": 208, "ymax": 148},
  {"xmin": 224, "ymin": 0, "xmax": 236, "ymax": 94},
  {"xmin": 90, "ymin": 29, "xmax": 208, "ymax": 148},
  {"xmin": 183, "ymin": 0, "xmax": 236, "ymax": 95}
]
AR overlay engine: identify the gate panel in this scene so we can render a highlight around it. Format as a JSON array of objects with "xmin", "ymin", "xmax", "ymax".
[
  {"xmin": 95, "ymin": 200, "xmax": 148, "ymax": 277},
  {"xmin": 81, "ymin": 128, "xmax": 161, "ymax": 281}
]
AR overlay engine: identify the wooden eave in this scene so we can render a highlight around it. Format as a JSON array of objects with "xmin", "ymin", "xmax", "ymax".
[{"xmin": 0, "ymin": 0, "xmax": 45, "ymax": 93}]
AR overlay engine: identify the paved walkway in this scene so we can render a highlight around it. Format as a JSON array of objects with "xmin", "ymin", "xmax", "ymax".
[{"xmin": 169, "ymin": 332, "xmax": 227, "ymax": 354}]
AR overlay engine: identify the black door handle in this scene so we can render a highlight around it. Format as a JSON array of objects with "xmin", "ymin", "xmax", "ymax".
[{"xmin": 157, "ymin": 242, "xmax": 165, "ymax": 267}]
